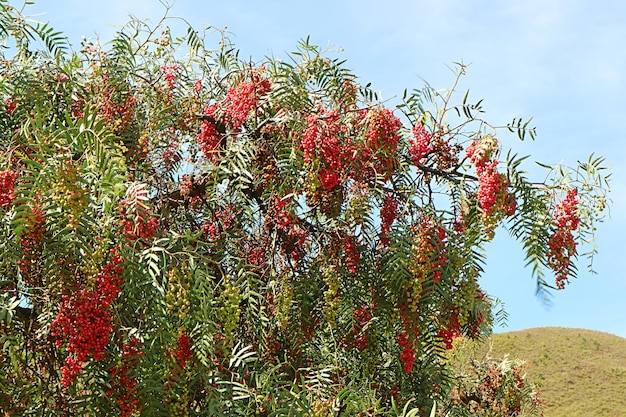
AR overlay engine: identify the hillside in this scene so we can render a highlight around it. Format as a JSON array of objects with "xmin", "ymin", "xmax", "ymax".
[{"xmin": 485, "ymin": 327, "xmax": 626, "ymax": 417}]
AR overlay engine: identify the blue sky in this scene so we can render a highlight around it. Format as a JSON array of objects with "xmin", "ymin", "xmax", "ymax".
[{"xmin": 24, "ymin": 0, "xmax": 626, "ymax": 337}]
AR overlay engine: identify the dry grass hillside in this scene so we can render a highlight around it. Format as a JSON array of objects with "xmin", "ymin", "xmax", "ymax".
[{"xmin": 485, "ymin": 327, "xmax": 626, "ymax": 417}]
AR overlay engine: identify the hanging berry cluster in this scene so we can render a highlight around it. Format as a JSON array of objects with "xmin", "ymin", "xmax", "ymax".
[
  {"xmin": 408, "ymin": 122, "xmax": 434, "ymax": 165},
  {"xmin": 174, "ymin": 332, "xmax": 193, "ymax": 370},
  {"xmin": 466, "ymin": 135, "xmax": 517, "ymax": 236},
  {"xmin": 50, "ymin": 251, "xmax": 123, "ymax": 386},
  {"xmin": 166, "ymin": 331, "xmax": 194, "ymax": 417},
  {"xmin": 197, "ymin": 104, "xmax": 223, "ymax": 163},
  {"xmin": 107, "ymin": 336, "xmax": 143, "ymax": 417},
  {"xmin": 264, "ymin": 195, "xmax": 308, "ymax": 263},
  {"xmin": 196, "ymin": 72, "xmax": 271, "ymax": 164},
  {"xmin": 53, "ymin": 162, "xmax": 88, "ymax": 228},
  {"xmin": 379, "ymin": 192, "xmax": 399, "ymax": 247},
  {"xmin": 223, "ymin": 71, "xmax": 271, "ymax": 130},
  {"xmin": 0, "ymin": 169, "xmax": 18, "ymax": 208},
  {"xmin": 161, "ymin": 64, "xmax": 179, "ymax": 90},
  {"xmin": 347, "ymin": 305, "xmax": 370, "ymax": 351},
  {"xmin": 405, "ymin": 219, "xmax": 448, "ymax": 310},
  {"xmin": 398, "ymin": 330, "xmax": 416, "ymax": 373},
  {"xmin": 200, "ymin": 205, "xmax": 236, "ymax": 243},
  {"xmin": 302, "ymin": 109, "xmax": 352, "ymax": 190},
  {"xmin": 3, "ymin": 96, "xmax": 17, "ymax": 115},
  {"xmin": 437, "ymin": 310, "xmax": 461, "ymax": 350},
  {"xmin": 343, "ymin": 233, "xmax": 360, "ymax": 274},
  {"xmin": 547, "ymin": 189, "xmax": 581, "ymax": 289},
  {"xmin": 93, "ymin": 76, "xmax": 137, "ymax": 137},
  {"xmin": 360, "ymin": 107, "xmax": 403, "ymax": 179}
]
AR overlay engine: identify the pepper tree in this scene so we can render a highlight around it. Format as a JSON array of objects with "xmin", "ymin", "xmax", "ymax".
[{"xmin": 0, "ymin": 2, "xmax": 609, "ymax": 416}]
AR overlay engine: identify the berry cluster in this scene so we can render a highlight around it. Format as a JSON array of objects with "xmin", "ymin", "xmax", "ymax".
[
  {"xmin": 53, "ymin": 163, "xmax": 88, "ymax": 228},
  {"xmin": 123, "ymin": 216, "xmax": 161, "ymax": 240},
  {"xmin": 0, "ymin": 169, "xmax": 18, "ymax": 208},
  {"xmin": 437, "ymin": 311, "xmax": 461, "ymax": 350},
  {"xmin": 61, "ymin": 356, "xmax": 83, "ymax": 386},
  {"xmin": 193, "ymin": 79, "xmax": 202, "ymax": 94},
  {"xmin": 4, "ymin": 97, "xmax": 17, "ymax": 115},
  {"xmin": 122, "ymin": 214, "xmax": 160, "ymax": 240},
  {"xmin": 302, "ymin": 109, "xmax": 351, "ymax": 190},
  {"xmin": 410, "ymin": 220, "xmax": 447, "ymax": 283},
  {"xmin": 217, "ymin": 281, "xmax": 241, "ymax": 353},
  {"xmin": 246, "ymin": 245, "xmax": 266, "ymax": 267},
  {"xmin": 322, "ymin": 265, "xmax": 341, "ymax": 324},
  {"xmin": 107, "ymin": 337, "xmax": 143, "ymax": 417},
  {"xmin": 477, "ymin": 162, "xmax": 516, "ymax": 217},
  {"xmin": 266, "ymin": 196, "xmax": 308, "ymax": 262},
  {"xmin": 51, "ymin": 252, "xmax": 123, "ymax": 386},
  {"xmin": 339, "ymin": 79, "xmax": 358, "ymax": 109},
  {"xmin": 197, "ymin": 104, "xmax": 222, "ymax": 163},
  {"xmin": 398, "ymin": 220, "xmax": 448, "ymax": 344},
  {"xmin": 379, "ymin": 192, "xmax": 398, "ymax": 246},
  {"xmin": 165, "ymin": 269, "xmax": 191, "ymax": 320},
  {"xmin": 363, "ymin": 108, "xmax": 402, "ymax": 178},
  {"xmin": 465, "ymin": 135, "xmax": 498, "ymax": 167},
  {"xmin": 319, "ymin": 167, "xmax": 340, "ymax": 190},
  {"xmin": 95, "ymin": 78, "xmax": 137, "ymax": 136},
  {"xmin": 364, "ymin": 108, "xmax": 402, "ymax": 151},
  {"xmin": 343, "ymin": 234, "xmax": 360, "ymax": 274},
  {"xmin": 408, "ymin": 122, "xmax": 434, "ymax": 165},
  {"xmin": 345, "ymin": 305, "xmax": 370, "ymax": 351},
  {"xmin": 223, "ymin": 72, "xmax": 271, "ymax": 130},
  {"xmin": 174, "ymin": 333, "xmax": 193, "ymax": 369},
  {"xmin": 349, "ymin": 107, "xmax": 402, "ymax": 181},
  {"xmin": 547, "ymin": 189, "xmax": 580, "ymax": 289},
  {"xmin": 398, "ymin": 331, "xmax": 416, "ymax": 373},
  {"xmin": 285, "ymin": 224, "xmax": 308, "ymax": 263},
  {"xmin": 466, "ymin": 136, "xmax": 516, "ymax": 228},
  {"xmin": 200, "ymin": 205, "xmax": 235, "ymax": 243},
  {"xmin": 161, "ymin": 64, "xmax": 179, "ymax": 90},
  {"xmin": 196, "ymin": 72, "xmax": 270, "ymax": 163}
]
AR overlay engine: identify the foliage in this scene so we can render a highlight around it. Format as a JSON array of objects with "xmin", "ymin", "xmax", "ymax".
[
  {"xmin": 0, "ymin": 1, "xmax": 610, "ymax": 415},
  {"xmin": 444, "ymin": 338, "xmax": 544, "ymax": 417}
]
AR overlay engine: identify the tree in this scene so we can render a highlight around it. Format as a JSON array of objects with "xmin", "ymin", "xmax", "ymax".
[{"xmin": 0, "ymin": 2, "xmax": 609, "ymax": 415}]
